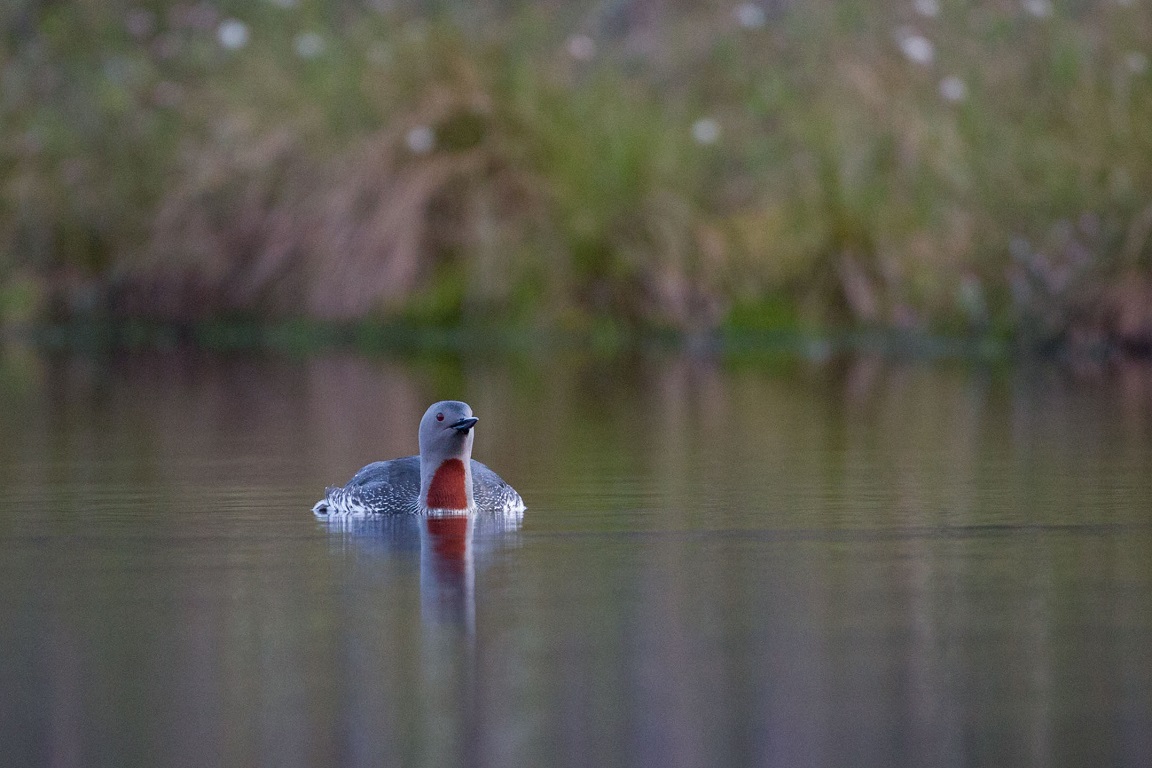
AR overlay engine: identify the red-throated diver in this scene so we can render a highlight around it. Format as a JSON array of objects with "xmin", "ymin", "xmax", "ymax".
[{"xmin": 312, "ymin": 400, "xmax": 524, "ymax": 518}]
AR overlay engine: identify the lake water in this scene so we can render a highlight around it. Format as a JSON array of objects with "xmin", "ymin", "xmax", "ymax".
[{"xmin": 1, "ymin": 348, "xmax": 1150, "ymax": 767}]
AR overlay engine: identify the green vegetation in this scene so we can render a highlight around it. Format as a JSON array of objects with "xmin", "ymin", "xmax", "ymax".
[{"xmin": 2, "ymin": 0, "xmax": 1151, "ymax": 352}]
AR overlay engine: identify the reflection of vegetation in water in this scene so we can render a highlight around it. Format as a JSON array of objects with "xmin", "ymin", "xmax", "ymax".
[
  {"xmin": 0, "ymin": 341, "xmax": 45, "ymax": 397},
  {"xmin": 2, "ymin": 1, "xmax": 1152, "ymax": 350},
  {"xmin": 3, "ymin": 349, "xmax": 1150, "ymax": 766}
]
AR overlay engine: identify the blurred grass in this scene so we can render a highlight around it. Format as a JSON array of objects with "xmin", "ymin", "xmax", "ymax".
[{"xmin": 2, "ymin": 0, "xmax": 1151, "ymax": 352}]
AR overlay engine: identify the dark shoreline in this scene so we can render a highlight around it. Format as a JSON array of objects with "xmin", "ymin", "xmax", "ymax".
[{"xmin": 8, "ymin": 318, "xmax": 1151, "ymax": 365}]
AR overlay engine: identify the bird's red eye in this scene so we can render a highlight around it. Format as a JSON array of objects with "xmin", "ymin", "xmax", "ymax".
[{"xmin": 436, "ymin": 413, "xmax": 444, "ymax": 421}]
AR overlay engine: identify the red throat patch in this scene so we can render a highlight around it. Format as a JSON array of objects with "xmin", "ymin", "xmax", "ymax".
[{"xmin": 425, "ymin": 458, "xmax": 469, "ymax": 510}]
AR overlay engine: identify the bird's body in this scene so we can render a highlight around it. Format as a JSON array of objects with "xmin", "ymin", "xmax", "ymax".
[
  {"xmin": 313, "ymin": 456, "xmax": 524, "ymax": 517},
  {"xmin": 312, "ymin": 401, "xmax": 524, "ymax": 519}
]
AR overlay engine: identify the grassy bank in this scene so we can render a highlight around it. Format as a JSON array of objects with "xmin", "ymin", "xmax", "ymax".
[{"xmin": 2, "ymin": 0, "xmax": 1152, "ymax": 352}]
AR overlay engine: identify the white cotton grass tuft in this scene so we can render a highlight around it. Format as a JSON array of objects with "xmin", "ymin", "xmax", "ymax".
[
  {"xmin": 939, "ymin": 75, "xmax": 967, "ymax": 102},
  {"xmin": 913, "ymin": 0, "xmax": 940, "ymax": 18},
  {"xmin": 566, "ymin": 34, "xmax": 596, "ymax": 61},
  {"xmin": 294, "ymin": 32, "xmax": 325, "ymax": 59},
  {"xmin": 734, "ymin": 3, "xmax": 767, "ymax": 29},
  {"xmin": 1022, "ymin": 0, "xmax": 1053, "ymax": 18},
  {"xmin": 1126, "ymin": 52, "xmax": 1148, "ymax": 74},
  {"xmin": 692, "ymin": 118, "xmax": 721, "ymax": 145},
  {"xmin": 898, "ymin": 31, "xmax": 935, "ymax": 66},
  {"xmin": 405, "ymin": 126, "xmax": 436, "ymax": 155},
  {"xmin": 217, "ymin": 19, "xmax": 250, "ymax": 50}
]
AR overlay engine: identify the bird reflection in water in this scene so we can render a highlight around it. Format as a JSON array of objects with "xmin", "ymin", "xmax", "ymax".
[
  {"xmin": 319, "ymin": 511, "xmax": 521, "ymax": 636},
  {"xmin": 317, "ymin": 511, "xmax": 521, "ymax": 761},
  {"xmin": 421, "ymin": 514, "xmax": 475, "ymax": 632}
]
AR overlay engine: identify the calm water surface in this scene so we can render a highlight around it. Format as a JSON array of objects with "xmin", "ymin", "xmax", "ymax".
[{"xmin": 1, "ymin": 349, "xmax": 1150, "ymax": 767}]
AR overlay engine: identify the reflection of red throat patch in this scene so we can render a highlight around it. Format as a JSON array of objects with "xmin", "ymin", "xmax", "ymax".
[
  {"xmin": 426, "ymin": 516, "xmax": 469, "ymax": 563},
  {"xmin": 426, "ymin": 458, "xmax": 468, "ymax": 509}
]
